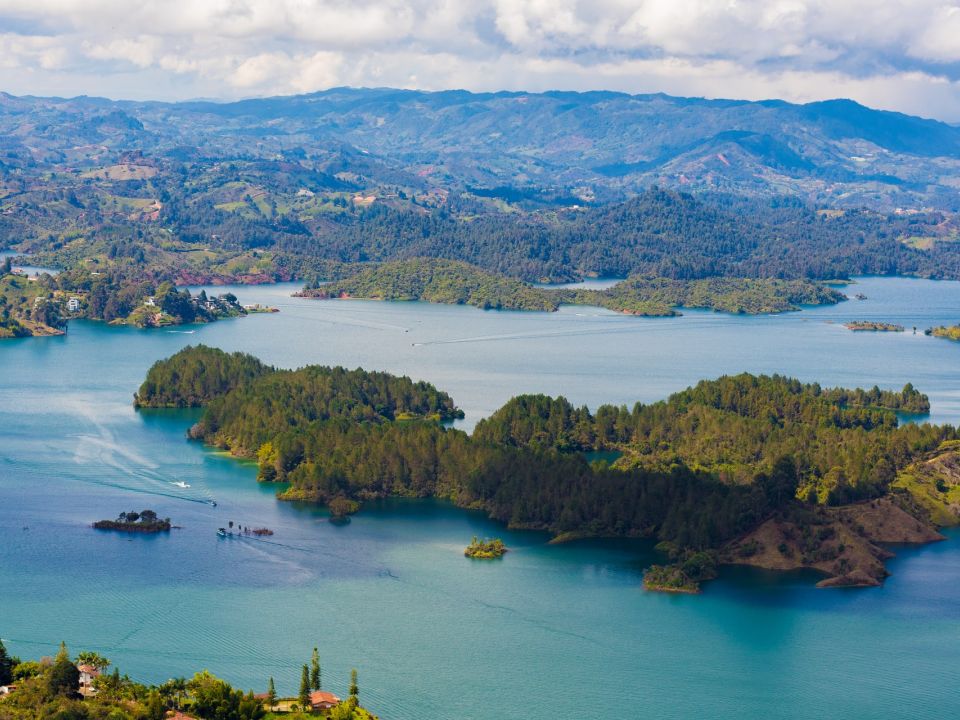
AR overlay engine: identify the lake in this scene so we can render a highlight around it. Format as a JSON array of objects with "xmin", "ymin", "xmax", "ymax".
[{"xmin": 1, "ymin": 276, "xmax": 960, "ymax": 719}]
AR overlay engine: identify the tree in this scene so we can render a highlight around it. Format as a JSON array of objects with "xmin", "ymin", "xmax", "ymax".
[
  {"xmin": 266, "ymin": 677, "xmax": 276, "ymax": 709},
  {"xmin": 310, "ymin": 647, "xmax": 321, "ymax": 690},
  {"xmin": 298, "ymin": 664, "xmax": 311, "ymax": 710},
  {"xmin": 349, "ymin": 668, "xmax": 358, "ymax": 700},
  {"xmin": 143, "ymin": 689, "xmax": 166, "ymax": 720},
  {"xmin": 0, "ymin": 638, "xmax": 14, "ymax": 685},
  {"xmin": 1, "ymin": 256, "xmax": 11, "ymax": 275},
  {"xmin": 49, "ymin": 642, "xmax": 80, "ymax": 697},
  {"xmin": 188, "ymin": 671, "xmax": 264, "ymax": 720},
  {"xmin": 75, "ymin": 651, "xmax": 110, "ymax": 671},
  {"xmin": 159, "ymin": 677, "xmax": 187, "ymax": 709}
]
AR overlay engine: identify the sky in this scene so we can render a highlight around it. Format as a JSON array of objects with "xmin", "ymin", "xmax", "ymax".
[{"xmin": 1, "ymin": 0, "xmax": 960, "ymax": 120}]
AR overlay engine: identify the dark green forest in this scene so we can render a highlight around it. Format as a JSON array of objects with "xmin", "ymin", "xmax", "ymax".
[
  {"xmin": 300, "ymin": 257, "xmax": 844, "ymax": 315},
  {"xmin": 136, "ymin": 347, "xmax": 955, "ymax": 553}
]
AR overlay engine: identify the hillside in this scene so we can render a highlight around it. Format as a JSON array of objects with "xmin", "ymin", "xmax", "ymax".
[
  {"xmin": 4, "ymin": 88, "xmax": 960, "ymax": 292},
  {"xmin": 4, "ymin": 88, "xmax": 960, "ymax": 209}
]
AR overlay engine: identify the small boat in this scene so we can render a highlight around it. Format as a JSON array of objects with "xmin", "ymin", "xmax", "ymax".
[
  {"xmin": 217, "ymin": 528, "xmax": 228, "ymax": 537},
  {"xmin": 854, "ymin": 293, "xmax": 867, "ymax": 300},
  {"xmin": 172, "ymin": 480, "xmax": 191, "ymax": 489}
]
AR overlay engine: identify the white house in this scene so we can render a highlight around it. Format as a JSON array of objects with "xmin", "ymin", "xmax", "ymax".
[
  {"xmin": 78, "ymin": 665, "xmax": 100, "ymax": 697},
  {"xmin": 67, "ymin": 297, "xmax": 81, "ymax": 312},
  {"xmin": 144, "ymin": 296, "xmax": 156, "ymax": 307}
]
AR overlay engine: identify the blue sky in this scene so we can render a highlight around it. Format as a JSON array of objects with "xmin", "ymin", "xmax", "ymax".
[{"xmin": 1, "ymin": 0, "xmax": 959, "ymax": 120}]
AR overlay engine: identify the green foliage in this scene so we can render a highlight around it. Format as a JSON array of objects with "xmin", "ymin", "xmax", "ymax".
[
  {"xmin": 464, "ymin": 537, "xmax": 507, "ymax": 559},
  {"xmin": 845, "ymin": 321, "xmax": 905, "ymax": 332},
  {"xmin": 93, "ymin": 510, "xmax": 171, "ymax": 533},
  {"xmin": 75, "ymin": 652, "xmax": 110, "ymax": 672},
  {"xmin": 188, "ymin": 670, "xmax": 265, "ymax": 720},
  {"xmin": 0, "ymin": 638, "xmax": 14, "ymax": 685},
  {"xmin": 140, "ymin": 351, "xmax": 956, "ymax": 557},
  {"xmin": 327, "ymin": 497, "xmax": 360, "ymax": 518},
  {"xmin": 643, "ymin": 565, "xmax": 699, "ymax": 593},
  {"xmin": 266, "ymin": 677, "xmax": 276, "ymax": 708},
  {"xmin": 13, "ymin": 661, "xmax": 43, "ymax": 680},
  {"xmin": 300, "ymin": 258, "xmax": 843, "ymax": 316},
  {"xmin": 135, "ymin": 345, "xmax": 272, "ymax": 408},
  {"xmin": 298, "ymin": 665, "xmax": 310, "ymax": 710},
  {"xmin": 568, "ymin": 276, "xmax": 844, "ymax": 315},
  {"xmin": 48, "ymin": 643, "xmax": 80, "ymax": 697},
  {"xmin": 140, "ymin": 347, "xmax": 463, "ymax": 456},
  {"xmin": 310, "ymin": 648, "xmax": 321, "ymax": 691},
  {"xmin": 473, "ymin": 395, "xmax": 597, "ymax": 451},
  {"xmin": 476, "ymin": 376, "xmax": 938, "ymax": 502},
  {"xmin": 927, "ymin": 325, "xmax": 960, "ymax": 341},
  {"xmin": 302, "ymin": 258, "xmax": 560, "ymax": 311},
  {"xmin": 142, "ymin": 690, "xmax": 166, "ymax": 720}
]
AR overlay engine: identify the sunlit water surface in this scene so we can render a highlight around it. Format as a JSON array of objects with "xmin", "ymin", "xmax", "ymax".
[{"xmin": 2, "ymin": 276, "xmax": 960, "ymax": 719}]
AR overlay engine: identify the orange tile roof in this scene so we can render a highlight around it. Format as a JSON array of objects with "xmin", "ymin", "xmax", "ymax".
[{"xmin": 310, "ymin": 690, "xmax": 341, "ymax": 706}]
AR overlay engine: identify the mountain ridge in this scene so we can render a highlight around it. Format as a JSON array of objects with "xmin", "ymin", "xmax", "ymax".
[{"xmin": 2, "ymin": 86, "xmax": 960, "ymax": 210}]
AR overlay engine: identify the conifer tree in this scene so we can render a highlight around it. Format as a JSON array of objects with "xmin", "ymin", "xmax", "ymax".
[
  {"xmin": 349, "ymin": 668, "xmax": 358, "ymax": 700},
  {"xmin": 266, "ymin": 677, "xmax": 276, "ymax": 709},
  {"xmin": 0, "ymin": 639, "xmax": 14, "ymax": 686},
  {"xmin": 48, "ymin": 641, "xmax": 79, "ymax": 697},
  {"xmin": 310, "ymin": 647, "xmax": 321, "ymax": 690},
  {"xmin": 298, "ymin": 664, "xmax": 311, "ymax": 710}
]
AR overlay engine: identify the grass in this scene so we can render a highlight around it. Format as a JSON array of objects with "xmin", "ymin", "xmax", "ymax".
[
  {"xmin": 80, "ymin": 164, "xmax": 158, "ymax": 181},
  {"xmin": 892, "ymin": 443, "xmax": 960, "ymax": 526}
]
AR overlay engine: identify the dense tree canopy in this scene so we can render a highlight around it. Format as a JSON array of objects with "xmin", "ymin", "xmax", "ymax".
[{"xmin": 140, "ymin": 348, "xmax": 955, "ymax": 553}]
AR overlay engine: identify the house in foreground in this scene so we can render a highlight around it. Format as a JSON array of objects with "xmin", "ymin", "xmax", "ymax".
[
  {"xmin": 310, "ymin": 690, "xmax": 342, "ymax": 711},
  {"xmin": 78, "ymin": 665, "xmax": 100, "ymax": 697}
]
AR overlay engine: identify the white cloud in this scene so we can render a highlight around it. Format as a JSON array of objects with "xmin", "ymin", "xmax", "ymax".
[{"xmin": 0, "ymin": 0, "xmax": 957, "ymax": 119}]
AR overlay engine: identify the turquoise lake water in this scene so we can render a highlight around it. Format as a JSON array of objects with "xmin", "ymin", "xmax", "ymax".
[{"xmin": 2, "ymin": 276, "xmax": 960, "ymax": 719}]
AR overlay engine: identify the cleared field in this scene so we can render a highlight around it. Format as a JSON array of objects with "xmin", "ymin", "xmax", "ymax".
[{"xmin": 81, "ymin": 164, "xmax": 158, "ymax": 181}]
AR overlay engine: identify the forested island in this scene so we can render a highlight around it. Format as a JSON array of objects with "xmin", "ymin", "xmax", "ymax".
[
  {"xmin": 927, "ymin": 325, "xmax": 960, "ymax": 341},
  {"xmin": 135, "ymin": 346, "xmax": 959, "ymax": 591},
  {"xmin": 464, "ymin": 537, "xmax": 507, "ymax": 559},
  {"xmin": 0, "ymin": 639, "xmax": 376, "ymax": 720},
  {"xmin": 845, "ymin": 321, "xmax": 905, "ymax": 332},
  {"xmin": 93, "ymin": 510, "xmax": 171, "ymax": 533},
  {"xmin": 297, "ymin": 258, "xmax": 844, "ymax": 316}
]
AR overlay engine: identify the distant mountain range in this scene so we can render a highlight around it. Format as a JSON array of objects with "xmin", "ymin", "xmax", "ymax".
[{"xmin": 2, "ymin": 87, "xmax": 960, "ymax": 210}]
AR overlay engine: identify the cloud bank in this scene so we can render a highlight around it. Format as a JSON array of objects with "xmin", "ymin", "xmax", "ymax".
[{"xmin": 1, "ymin": 0, "xmax": 959, "ymax": 120}]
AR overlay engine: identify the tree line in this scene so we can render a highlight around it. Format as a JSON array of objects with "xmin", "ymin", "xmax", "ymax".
[{"xmin": 137, "ymin": 348, "xmax": 955, "ymax": 553}]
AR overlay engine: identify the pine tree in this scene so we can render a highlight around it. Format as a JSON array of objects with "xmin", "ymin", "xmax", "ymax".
[
  {"xmin": 349, "ymin": 668, "xmax": 358, "ymax": 700},
  {"xmin": 266, "ymin": 677, "xmax": 276, "ymax": 709},
  {"xmin": 310, "ymin": 647, "xmax": 321, "ymax": 690},
  {"xmin": 0, "ymin": 638, "xmax": 14, "ymax": 686},
  {"xmin": 48, "ymin": 641, "xmax": 79, "ymax": 697},
  {"xmin": 298, "ymin": 664, "xmax": 311, "ymax": 710}
]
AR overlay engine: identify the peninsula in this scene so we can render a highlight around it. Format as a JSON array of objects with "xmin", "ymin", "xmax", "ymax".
[
  {"xmin": 296, "ymin": 258, "xmax": 845, "ymax": 316},
  {"xmin": 134, "ymin": 346, "xmax": 959, "ymax": 591}
]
